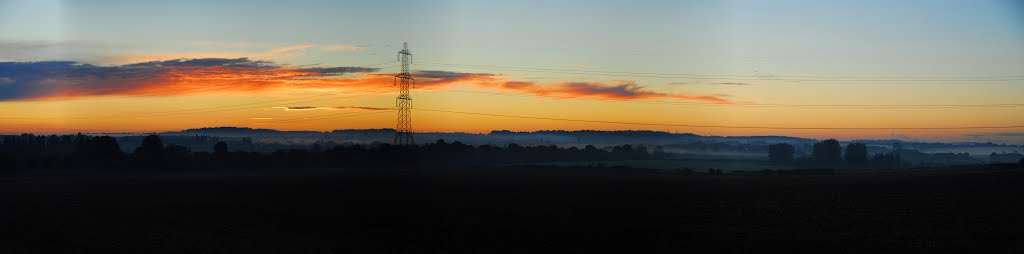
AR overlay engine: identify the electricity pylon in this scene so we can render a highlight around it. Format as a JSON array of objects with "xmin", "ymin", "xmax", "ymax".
[{"xmin": 393, "ymin": 42, "xmax": 415, "ymax": 146}]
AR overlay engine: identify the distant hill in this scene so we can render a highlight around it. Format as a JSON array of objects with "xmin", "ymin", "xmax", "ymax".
[
  {"xmin": 152, "ymin": 127, "xmax": 1020, "ymax": 153},
  {"xmin": 490, "ymin": 130, "xmax": 698, "ymax": 138},
  {"xmin": 163, "ymin": 127, "xmax": 320, "ymax": 137}
]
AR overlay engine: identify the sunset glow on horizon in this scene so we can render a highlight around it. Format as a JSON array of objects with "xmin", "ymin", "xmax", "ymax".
[{"xmin": 2, "ymin": 0, "xmax": 1023, "ymax": 143}]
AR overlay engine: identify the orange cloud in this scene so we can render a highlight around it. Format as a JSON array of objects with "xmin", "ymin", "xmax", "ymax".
[
  {"xmin": 0, "ymin": 58, "xmax": 380, "ymax": 101},
  {"xmin": 101, "ymin": 52, "xmax": 254, "ymax": 65},
  {"xmin": 486, "ymin": 81, "xmax": 731, "ymax": 104},
  {"xmin": 320, "ymin": 44, "xmax": 365, "ymax": 52},
  {"xmin": 270, "ymin": 44, "xmax": 314, "ymax": 54},
  {"xmin": 102, "ymin": 44, "xmax": 319, "ymax": 65},
  {"xmin": 382, "ymin": 71, "xmax": 731, "ymax": 103},
  {"xmin": 273, "ymin": 106, "xmax": 392, "ymax": 111},
  {"xmin": 0, "ymin": 59, "xmax": 731, "ymax": 104}
]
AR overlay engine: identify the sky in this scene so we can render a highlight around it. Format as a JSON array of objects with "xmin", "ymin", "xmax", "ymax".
[{"xmin": 1, "ymin": 0, "xmax": 1023, "ymax": 143}]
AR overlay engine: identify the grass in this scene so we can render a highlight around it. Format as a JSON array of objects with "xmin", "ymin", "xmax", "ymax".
[
  {"xmin": 1, "ymin": 166, "xmax": 1022, "ymax": 253},
  {"xmin": 510, "ymin": 159, "xmax": 799, "ymax": 172}
]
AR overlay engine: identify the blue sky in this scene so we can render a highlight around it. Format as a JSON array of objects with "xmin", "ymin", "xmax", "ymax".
[{"xmin": 1, "ymin": 0, "xmax": 1023, "ymax": 143}]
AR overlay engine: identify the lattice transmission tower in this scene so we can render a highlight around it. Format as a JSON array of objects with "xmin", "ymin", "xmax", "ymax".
[{"xmin": 393, "ymin": 42, "xmax": 415, "ymax": 146}]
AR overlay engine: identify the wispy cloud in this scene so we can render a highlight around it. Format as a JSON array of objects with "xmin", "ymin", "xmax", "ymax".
[
  {"xmin": 189, "ymin": 41, "xmax": 258, "ymax": 49},
  {"xmin": 273, "ymin": 106, "xmax": 392, "ymax": 111},
  {"xmin": 270, "ymin": 44, "xmax": 314, "ymax": 54},
  {"xmin": 668, "ymin": 81, "xmax": 696, "ymax": 85},
  {"xmin": 390, "ymin": 71, "xmax": 732, "ymax": 103},
  {"xmin": 315, "ymin": 71, "xmax": 733, "ymax": 103},
  {"xmin": 0, "ymin": 58, "xmax": 732, "ymax": 104},
  {"xmin": 109, "ymin": 44, "xmax": 318, "ymax": 64},
  {"xmin": 966, "ymin": 132, "xmax": 1024, "ymax": 137},
  {"xmin": 668, "ymin": 81, "xmax": 753, "ymax": 86},
  {"xmin": 549, "ymin": 82, "xmax": 720, "ymax": 101},
  {"xmin": 0, "ymin": 40, "xmax": 369, "ymax": 65},
  {"xmin": 321, "ymin": 44, "xmax": 365, "ymax": 52},
  {"xmin": 0, "ymin": 58, "xmax": 380, "ymax": 101},
  {"xmin": 273, "ymin": 106, "xmax": 331, "ymax": 111}
]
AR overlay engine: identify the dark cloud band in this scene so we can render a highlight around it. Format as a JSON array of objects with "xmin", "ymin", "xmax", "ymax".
[{"xmin": 0, "ymin": 58, "xmax": 380, "ymax": 101}]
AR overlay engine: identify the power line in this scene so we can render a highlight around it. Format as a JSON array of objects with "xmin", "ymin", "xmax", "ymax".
[
  {"xmin": 76, "ymin": 85, "xmax": 239, "ymax": 100},
  {"xmin": 76, "ymin": 62, "xmax": 400, "ymax": 100},
  {"xmin": 103, "ymin": 87, "xmax": 388, "ymax": 118},
  {"xmin": 0, "ymin": 61, "xmax": 404, "ymax": 121},
  {"xmin": 0, "ymin": 88, "xmax": 395, "ymax": 120},
  {"xmin": 420, "ymin": 61, "xmax": 1024, "ymax": 80},
  {"xmin": 98, "ymin": 89, "xmax": 393, "ymax": 119},
  {"xmin": 418, "ymin": 62, "xmax": 1024, "ymax": 82},
  {"xmin": 353, "ymin": 61, "xmax": 402, "ymax": 68},
  {"xmin": 441, "ymin": 89, "xmax": 1024, "ymax": 108},
  {"xmin": 416, "ymin": 108, "xmax": 1024, "ymax": 130},
  {"xmin": 248, "ymin": 110, "xmax": 393, "ymax": 126},
  {"xmin": 126, "ymin": 87, "xmax": 398, "ymax": 116}
]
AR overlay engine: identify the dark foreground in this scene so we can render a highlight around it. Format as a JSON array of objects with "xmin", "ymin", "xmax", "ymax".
[{"xmin": 1, "ymin": 167, "xmax": 1022, "ymax": 253}]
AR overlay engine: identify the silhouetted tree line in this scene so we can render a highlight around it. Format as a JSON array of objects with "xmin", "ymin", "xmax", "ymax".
[
  {"xmin": 769, "ymin": 139, "xmax": 900, "ymax": 169},
  {"xmin": 0, "ymin": 134, "xmax": 661, "ymax": 172},
  {"xmin": 768, "ymin": 143, "xmax": 794, "ymax": 164},
  {"xmin": 1, "ymin": 134, "xmax": 124, "ymax": 170},
  {"xmin": 813, "ymin": 139, "xmax": 842, "ymax": 165},
  {"xmin": 664, "ymin": 141, "xmax": 767, "ymax": 154},
  {"xmin": 989, "ymin": 151, "xmax": 1023, "ymax": 164}
]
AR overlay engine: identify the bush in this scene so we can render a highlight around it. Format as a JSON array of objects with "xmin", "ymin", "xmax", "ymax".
[
  {"xmin": 845, "ymin": 143, "xmax": 868, "ymax": 167},
  {"xmin": 768, "ymin": 143, "xmax": 794, "ymax": 164},
  {"xmin": 214, "ymin": 141, "xmax": 228, "ymax": 156},
  {"xmin": 813, "ymin": 139, "xmax": 842, "ymax": 165}
]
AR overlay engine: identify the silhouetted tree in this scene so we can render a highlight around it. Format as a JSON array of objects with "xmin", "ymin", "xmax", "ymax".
[
  {"xmin": 768, "ymin": 143, "xmax": 794, "ymax": 164},
  {"xmin": 813, "ymin": 139, "xmax": 842, "ymax": 165},
  {"xmin": 77, "ymin": 136, "xmax": 122, "ymax": 159},
  {"xmin": 871, "ymin": 152, "xmax": 900, "ymax": 169},
  {"xmin": 134, "ymin": 135, "xmax": 164, "ymax": 162},
  {"xmin": 213, "ymin": 141, "xmax": 228, "ymax": 156},
  {"xmin": 652, "ymin": 146, "xmax": 668, "ymax": 158},
  {"xmin": 0, "ymin": 132, "xmax": 711, "ymax": 171},
  {"xmin": 162, "ymin": 144, "xmax": 193, "ymax": 169},
  {"xmin": 845, "ymin": 143, "xmax": 868, "ymax": 167},
  {"xmin": 163, "ymin": 144, "xmax": 192, "ymax": 161},
  {"xmin": 989, "ymin": 151, "xmax": 1024, "ymax": 164}
]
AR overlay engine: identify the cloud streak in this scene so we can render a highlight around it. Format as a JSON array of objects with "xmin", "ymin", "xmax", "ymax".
[
  {"xmin": 966, "ymin": 132, "xmax": 1024, "ymax": 137},
  {"xmin": 321, "ymin": 44, "xmax": 365, "ymax": 52},
  {"xmin": 0, "ymin": 59, "xmax": 732, "ymax": 104},
  {"xmin": 273, "ymin": 106, "xmax": 392, "ymax": 111},
  {"xmin": 270, "ymin": 44, "xmax": 314, "ymax": 54},
  {"xmin": 538, "ymin": 82, "xmax": 731, "ymax": 103},
  {"xmin": 99, "ymin": 43, "xmax": 359, "ymax": 64},
  {"xmin": 389, "ymin": 71, "xmax": 732, "ymax": 103},
  {"xmin": 716, "ymin": 82, "xmax": 753, "ymax": 86},
  {"xmin": 0, "ymin": 58, "xmax": 379, "ymax": 101},
  {"xmin": 668, "ymin": 81, "xmax": 753, "ymax": 86}
]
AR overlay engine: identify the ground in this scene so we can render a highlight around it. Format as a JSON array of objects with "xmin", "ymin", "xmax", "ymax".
[
  {"xmin": 512, "ymin": 159, "xmax": 799, "ymax": 172},
  {"xmin": 1, "ymin": 167, "xmax": 1022, "ymax": 253}
]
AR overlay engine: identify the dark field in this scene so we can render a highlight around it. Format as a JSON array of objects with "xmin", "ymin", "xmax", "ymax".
[{"xmin": 1, "ymin": 167, "xmax": 1022, "ymax": 253}]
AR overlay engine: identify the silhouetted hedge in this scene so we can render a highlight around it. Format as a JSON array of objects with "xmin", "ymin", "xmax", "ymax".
[{"xmin": 1, "ymin": 134, "xmax": 658, "ymax": 171}]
